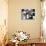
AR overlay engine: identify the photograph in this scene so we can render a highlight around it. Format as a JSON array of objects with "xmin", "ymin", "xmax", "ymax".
[{"xmin": 21, "ymin": 9, "xmax": 35, "ymax": 20}]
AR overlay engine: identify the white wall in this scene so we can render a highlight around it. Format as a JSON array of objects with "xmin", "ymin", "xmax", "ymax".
[{"xmin": 8, "ymin": 0, "xmax": 42, "ymax": 39}]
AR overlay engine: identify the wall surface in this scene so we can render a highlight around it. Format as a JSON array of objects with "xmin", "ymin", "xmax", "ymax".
[{"xmin": 8, "ymin": 0, "xmax": 42, "ymax": 39}]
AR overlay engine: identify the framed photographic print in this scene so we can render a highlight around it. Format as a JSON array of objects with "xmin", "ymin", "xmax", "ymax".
[{"xmin": 21, "ymin": 9, "xmax": 35, "ymax": 20}]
